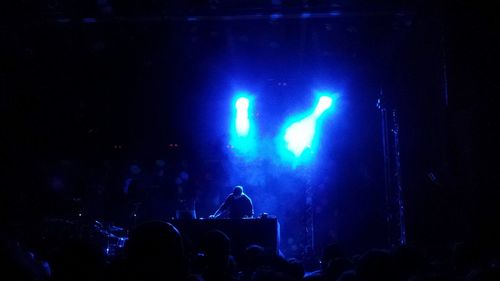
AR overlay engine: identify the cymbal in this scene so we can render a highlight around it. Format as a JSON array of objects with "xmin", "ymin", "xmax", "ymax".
[{"xmin": 109, "ymin": 225, "xmax": 124, "ymax": 232}]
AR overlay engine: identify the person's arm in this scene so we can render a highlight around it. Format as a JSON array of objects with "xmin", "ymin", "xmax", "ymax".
[
  {"xmin": 211, "ymin": 194, "xmax": 232, "ymax": 218},
  {"xmin": 245, "ymin": 196, "xmax": 254, "ymax": 218},
  {"xmin": 251, "ymin": 200, "xmax": 254, "ymax": 218},
  {"xmin": 212, "ymin": 208, "xmax": 227, "ymax": 218}
]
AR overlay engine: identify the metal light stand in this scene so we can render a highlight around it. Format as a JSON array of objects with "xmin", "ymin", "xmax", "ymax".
[
  {"xmin": 378, "ymin": 92, "xmax": 407, "ymax": 247},
  {"xmin": 378, "ymin": 95, "xmax": 394, "ymax": 246},
  {"xmin": 304, "ymin": 168, "xmax": 315, "ymax": 253},
  {"xmin": 392, "ymin": 110, "xmax": 407, "ymax": 245}
]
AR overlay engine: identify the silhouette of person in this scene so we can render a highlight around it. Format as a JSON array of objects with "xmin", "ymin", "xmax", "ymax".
[
  {"xmin": 120, "ymin": 221, "xmax": 187, "ymax": 281},
  {"xmin": 211, "ymin": 186, "xmax": 253, "ymax": 219}
]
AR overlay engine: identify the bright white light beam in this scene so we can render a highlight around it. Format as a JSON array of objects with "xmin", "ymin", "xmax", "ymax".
[
  {"xmin": 284, "ymin": 95, "xmax": 334, "ymax": 157},
  {"xmin": 235, "ymin": 97, "xmax": 250, "ymax": 137}
]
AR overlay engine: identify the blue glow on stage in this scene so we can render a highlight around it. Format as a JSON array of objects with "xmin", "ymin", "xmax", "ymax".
[
  {"xmin": 313, "ymin": 96, "xmax": 333, "ymax": 117},
  {"xmin": 230, "ymin": 93, "xmax": 256, "ymax": 156},
  {"xmin": 235, "ymin": 97, "xmax": 250, "ymax": 137},
  {"xmin": 284, "ymin": 116, "xmax": 316, "ymax": 157},
  {"xmin": 279, "ymin": 93, "xmax": 338, "ymax": 163}
]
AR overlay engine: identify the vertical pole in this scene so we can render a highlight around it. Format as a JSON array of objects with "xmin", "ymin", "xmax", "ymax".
[
  {"xmin": 392, "ymin": 110, "xmax": 407, "ymax": 245},
  {"xmin": 304, "ymin": 169, "xmax": 314, "ymax": 253},
  {"xmin": 441, "ymin": 29, "xmax": 449, "ymax": 108},
  {"xmin": 378, "ymin": 93, "xmax": 393, "ymax": 246}
]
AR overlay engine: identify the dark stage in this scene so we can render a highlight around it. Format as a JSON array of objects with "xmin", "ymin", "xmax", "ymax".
[{"xmin": 1, "ymin": 1, "xmax": 499, "ymax": 281}]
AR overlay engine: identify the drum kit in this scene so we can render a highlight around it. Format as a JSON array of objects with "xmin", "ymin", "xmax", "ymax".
[
  {"xmin": 93, "ymin": 220, "xmax": 128, "ymax": 257},
  {"xmin": 40, "ymin": 198, "xmax": 129, "ymax": 258},
  {"xmin": 41, "ymin": 217, "xmax": 128, "ymax": 258}
]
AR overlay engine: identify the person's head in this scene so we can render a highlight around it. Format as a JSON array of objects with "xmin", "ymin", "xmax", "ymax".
[
  {"xmin": 201, "ymin": 230, "xmax": 231, "ymax": 258},
  {"xmin": 287, "ymin": 258, "xmax": 305, "ymax": 280},
  {"xmin": 321, "ymin": 243, "xmax": 345, "ymax": 270},
  {"xmin": 50, "ymin": 238, "xmax": 105, "ymax": 281},
  {"xmin": 200, "ymin": 230, "xmax": 232, "ymax": 271},
  {"xmin": 242, "ymin": 244, "xmax": 266, "ymax": 271},
  {"xmin": 233, "ymin": 185, "xmax": 244, "ymax": 197},
  {"xmin": 357, "ymin": 249, "xmax": 394, "ymax": 281},
  {"xmin": 125, "ymin": 221, "xmax": 186, "ymax": 280}
]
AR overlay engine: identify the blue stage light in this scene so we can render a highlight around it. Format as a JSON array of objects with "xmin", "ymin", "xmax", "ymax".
[
  {"xmin": 284, "ymin": 116, "xmax": 315, "ymax": 157},
  {"xmin": 235, "ymin": 97, "xmax": 250, "ymax": 137},
  {"xmin": 230, "ymin": 93, "xmax": 256, "ymax": 156},
  {"xmin": 280, "ymin": 93, "xmax": 338, "ymax": 162},
  {"xmin": 313, "ymin": 96, "xmax": 333, "ymax": 117}
]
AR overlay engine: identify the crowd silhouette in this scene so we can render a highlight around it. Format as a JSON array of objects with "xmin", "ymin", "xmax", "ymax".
[{"xmin": 2, "ymin": 220, "xmax": 500, "ymax": 281}]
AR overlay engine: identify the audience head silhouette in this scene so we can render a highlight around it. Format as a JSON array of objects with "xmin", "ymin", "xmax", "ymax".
[{"xmin": 125, "ymin": 221, "xmax": 186, "ymax": 280}]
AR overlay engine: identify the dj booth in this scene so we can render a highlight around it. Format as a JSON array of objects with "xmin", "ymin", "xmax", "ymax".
[{"xmin": 169, "ymin": 218, "xmax": 280, "ymax": 257}]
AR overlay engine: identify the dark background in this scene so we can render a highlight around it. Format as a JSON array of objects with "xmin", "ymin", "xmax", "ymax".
[{"xmin": 1, "ymin": 0, "xmax": 499, "ymax": 258}]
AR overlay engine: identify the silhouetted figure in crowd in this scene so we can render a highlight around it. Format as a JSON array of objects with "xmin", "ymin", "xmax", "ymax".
[
  {"xmin": 118, "ymin": 221, "xmax": 187, "ymax": 281},
  {"xmin": 200, "ymin": 230, "xmax": 238, "ymax": 281},
  {"xmin": 391, "ymin": 245, "xmax": 427, "ymax": 281},
  {"xmin": 356, "ymin": 249, "xmax": 394, "ymax": 281},
  {"xmin": 337, "ymin": 270, "xmax": 357, "ymax": 281},
  {"xmin": 466, "ymin": 267, "xmax": 500, "ymax": 281},
  {"xmin": 49, "ymin": 238, "xmax": 105, "ymax": 281},
  {"xmin": 324, "ymin": 258, "xmax": 353, "ymax": 281},
  {"xmin": 211, "ymin": 186, "xmax": 253, "ymax": 219},
  {"xmin": 304, "ymin": 243, "xmax": 345, "ymax": 281},
  {"xmin": 250, "ymin": 252, "xmax": 302, "ymax": 281},
  {"xmin": 240, "ymin": 244, "xmax": 266, "ymax": 281},
  {"xmin": 287, "ymin": 258, "xmax": 306, "ymax": 281},
  {"xmin": 240, "ymin": 244, "xmax": 304, "ymax": 281},
  {"xmin": 452, "ymin": 241, "xmax": 485, "ymax": 278},
  {"xmin": 1, "ymin": 237, "xmax": 50, "ymax": 281}
]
